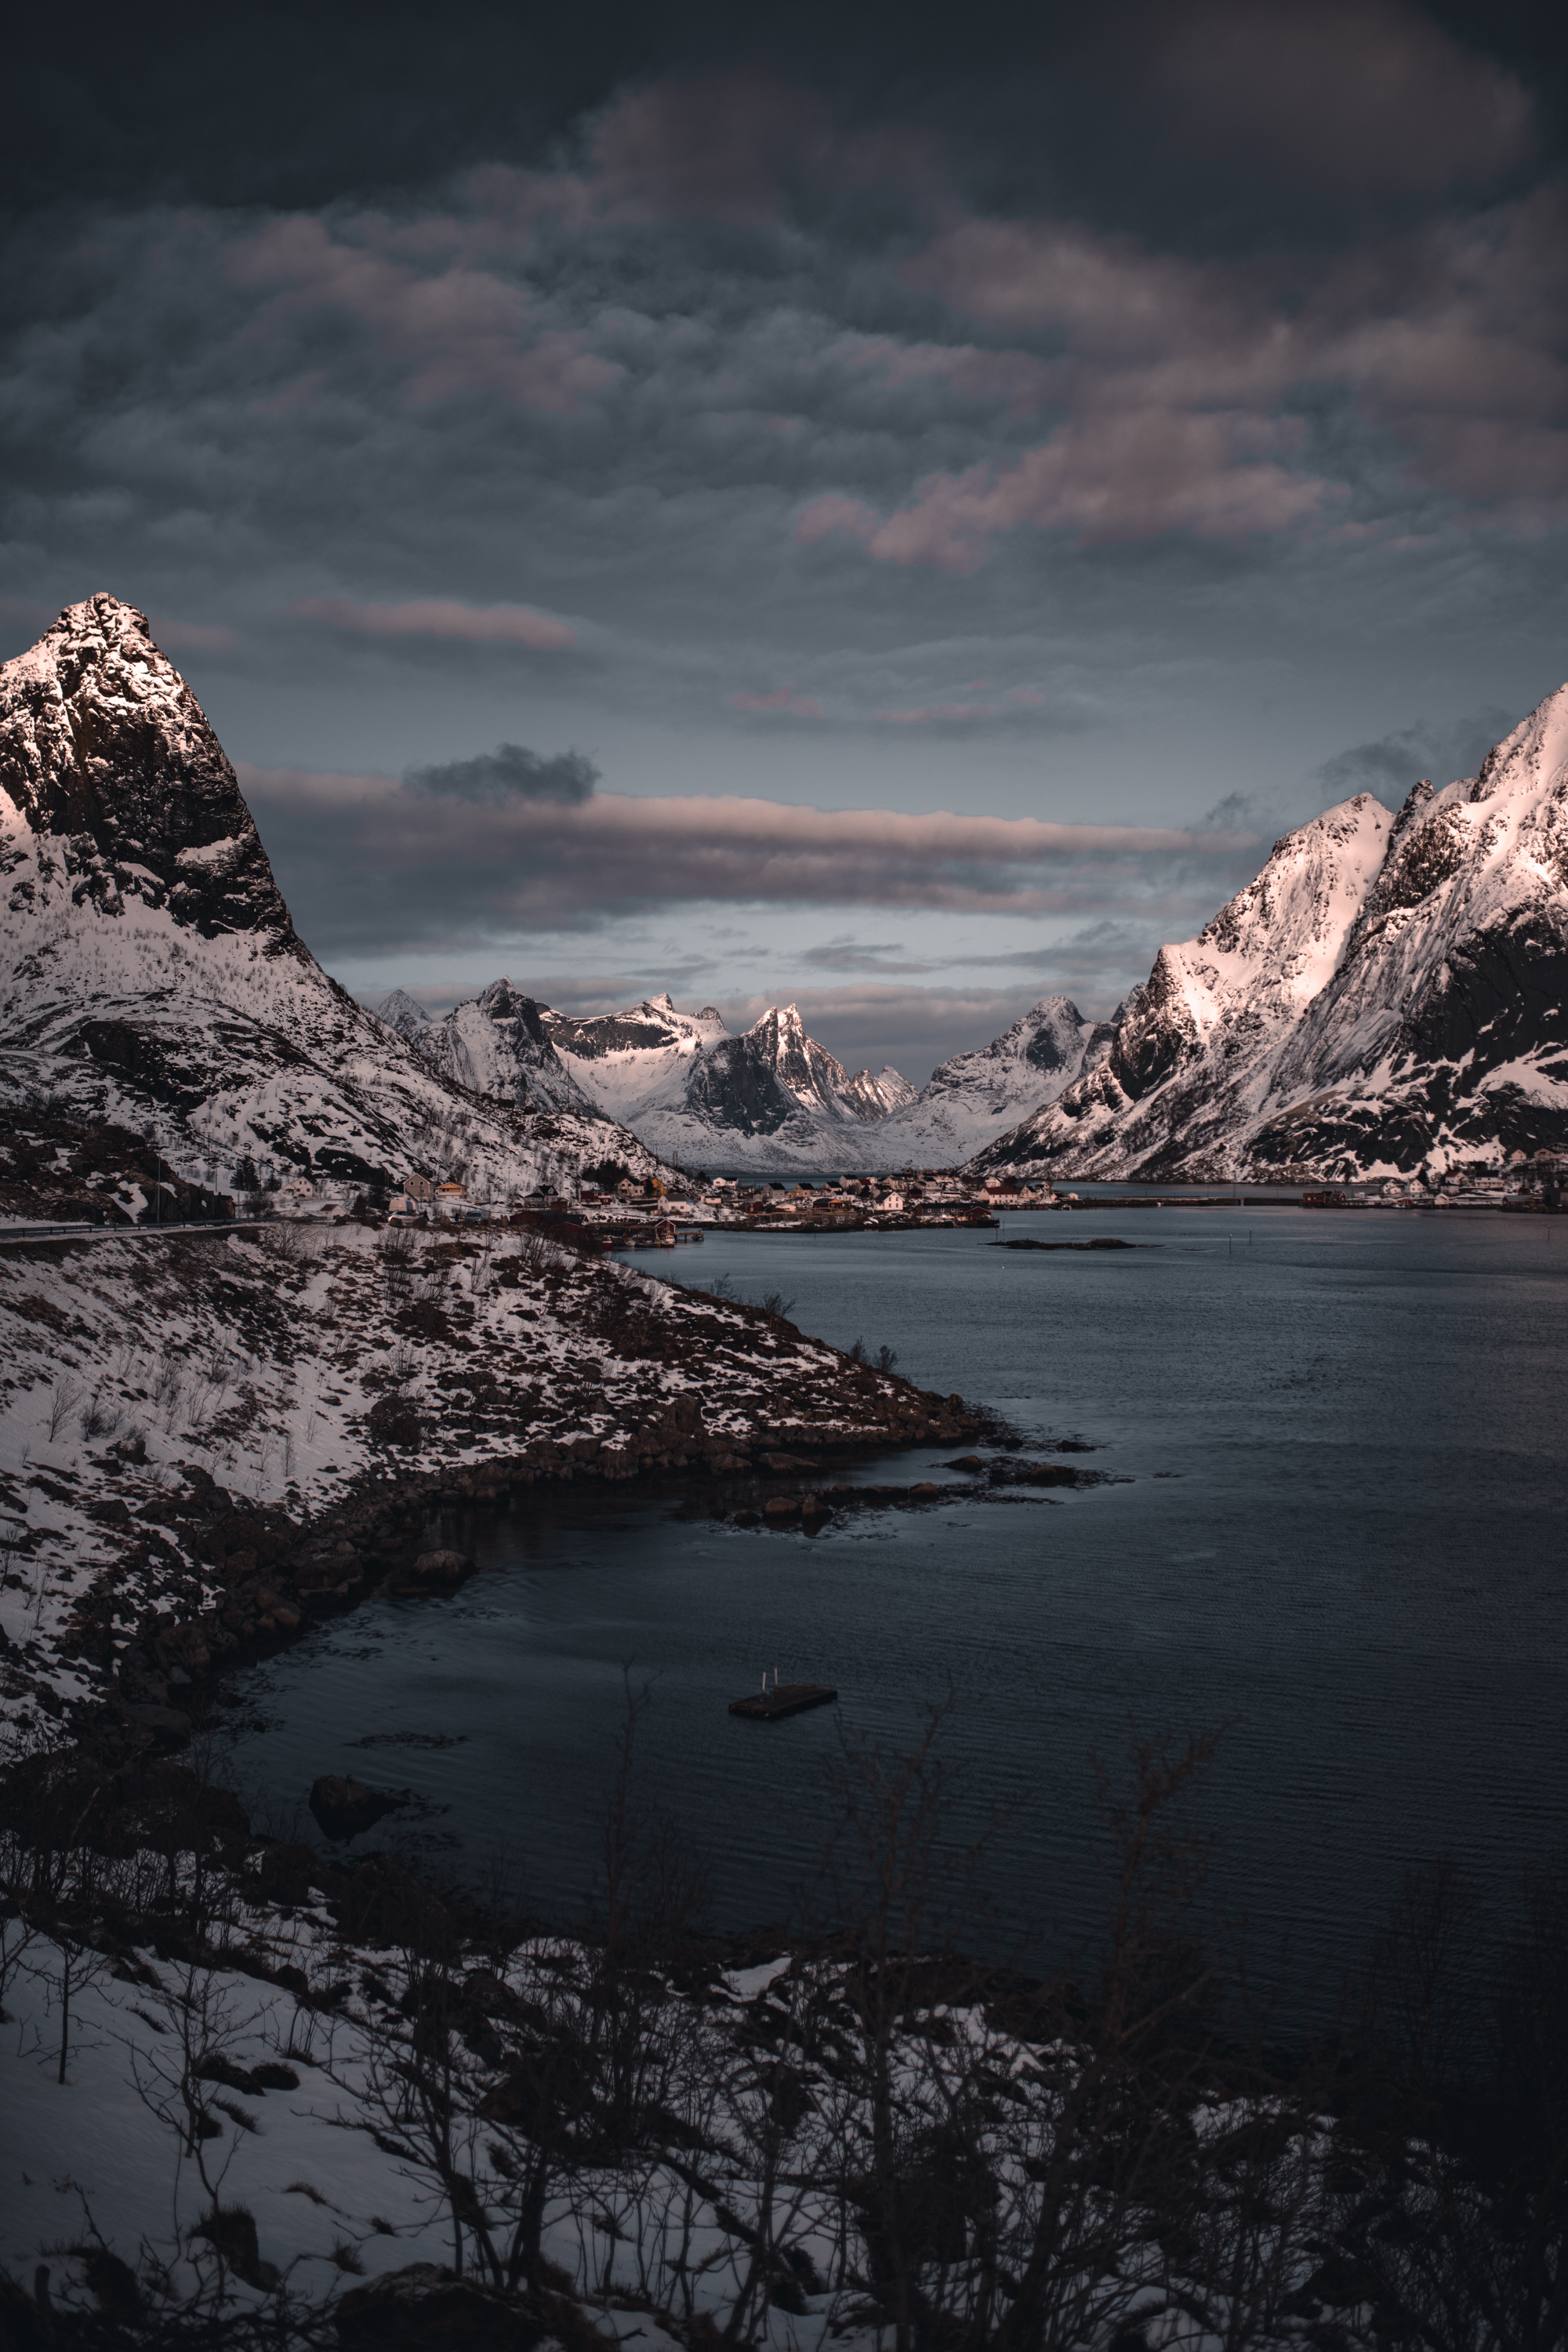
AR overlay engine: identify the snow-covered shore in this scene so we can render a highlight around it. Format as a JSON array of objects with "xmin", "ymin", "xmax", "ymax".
[{"xmin": 0, "ymin": 1221, "xmax": 985, "ymax": 1742}]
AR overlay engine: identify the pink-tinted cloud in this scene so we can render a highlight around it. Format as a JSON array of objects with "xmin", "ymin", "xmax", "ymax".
[
  {"xmin": 876, "ymin": 703, "xmax": 998, "ymax": 725},
  {"xmin": 895, "ymin": 177, "xmax": 1568, "ymax": 543},
  {"xmin": 732, "ymin": 688, "xmax": 825, "ymax": 718},
  {"xmin": 242, "ymin": 764, "xmax": 1258, "ymax": 935},
  {"xmin": 292, "ymin": 597, "xmax": 576, "ymax": 650},
  {"xmin": 803, "ymin": 409, "xmax": 1327, "ymax": 571},
  {"xmin": 228, "ymin": 214, "xmax": 619, "ymax": 412},
  {"xmin": 148, "ymin": 617, "xmax": 239, "ymax": 655},
  {"xmin": 797, "ymin": 495, "xmax": 882, "ymax": 549}
]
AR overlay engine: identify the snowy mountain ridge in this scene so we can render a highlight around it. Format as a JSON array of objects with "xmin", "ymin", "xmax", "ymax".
[
  {"xmin": 971, "ymin": 680, "xmax": 1568, "ymax": 1181},
  {"xmin": 388, "ymin": 985, "xmax": 1103, "ymax": 1171},
  {"xmin": 0, "ymin": 595, "xmax": 664, "ymax": 1208}
]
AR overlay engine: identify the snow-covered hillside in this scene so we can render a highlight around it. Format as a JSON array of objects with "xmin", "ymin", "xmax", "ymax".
[
  {"xmin": 0, "ymin": 596, "xmax": 660, "ymax": 1210},
  {"xmin": 971, "ymin": 683, "xmax": 1568, "ymax": 1181}
]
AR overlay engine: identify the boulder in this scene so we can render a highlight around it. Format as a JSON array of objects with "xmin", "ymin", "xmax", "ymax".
[
  {"xmin": 334, "ymin": 2263, "xmax": 545, "ymax": 2352},
  {"xmin": 393, "ymin": 1548, "xmax": 473, "ymax": 1592},
  {"xmin": 763, "ymin": 1495, "xmax": 800, "ymax": 1519},
  {"xmin": 118, "ymin": 1700, "xmax": 191, "ymax": 1744},
  {"xmin": 308, "ymin": 1774, "xmax": 405, "ymax": 1841}
]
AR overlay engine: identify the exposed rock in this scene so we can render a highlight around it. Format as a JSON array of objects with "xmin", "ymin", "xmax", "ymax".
[
  {"xmin": 391, "ymin": 1548, "xmax": 473, "ymax": 1593},
  {"xmin": 334, "ymin": 2263, "xmax": 546, "ymax": 2352},
  {"xmin": 308, "ymin": 1774, "xmax": 405, "ymax": 1840}
]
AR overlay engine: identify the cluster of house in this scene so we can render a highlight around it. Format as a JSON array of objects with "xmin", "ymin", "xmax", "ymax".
[
  {"xmin": 677, "ymin": 1172, "xmax": 1059, "ymax": 1225},
  {"xmin": 259, "ymin": 1163, "xmax": 1065, "ymax": 1232}
]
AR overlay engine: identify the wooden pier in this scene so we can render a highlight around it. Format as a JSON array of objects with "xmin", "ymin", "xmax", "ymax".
[{"xmin": 729, "ymin": 1682, "xmax": 838, "ymax": 1722}]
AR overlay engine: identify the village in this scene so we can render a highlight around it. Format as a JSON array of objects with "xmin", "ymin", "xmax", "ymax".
[
  {"xmin": 263, "ymin": 1166, "xmax": 1058, "ymax": 1244},
  {"xmin": 260, "ymin": 1150, "xmax": 1568, "ymax": 1243}
]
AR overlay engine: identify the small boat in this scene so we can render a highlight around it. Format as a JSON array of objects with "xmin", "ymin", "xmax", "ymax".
[{"xmin": 729, "ymin": 1681, "xmax": 838, "ymax": 1721}]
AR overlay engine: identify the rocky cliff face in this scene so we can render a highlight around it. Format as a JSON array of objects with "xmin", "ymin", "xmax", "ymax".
[
  {"xmin": 0, "ymin": 595, "xmax": 661, "ymax": 1210},
  {"xmin": 0, "ymin": 595, "xmax": 303, "ymax": 955},
  {"xmin": 970, "ymin": 683, "xmax": 1568, "ymax": 1181}
]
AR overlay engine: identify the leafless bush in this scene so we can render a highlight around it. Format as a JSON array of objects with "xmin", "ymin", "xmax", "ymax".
[
  {"xmin": 46, "ymin": 1377, "xmax": 82, "ymax": 1443},
  {"xmin": 261, "ymin": 1225, "xmax": 314, "ymax": 1265},
  {"xmin": 79, "ymin": 1384, "xmax": 119, "ymax": 1440}
]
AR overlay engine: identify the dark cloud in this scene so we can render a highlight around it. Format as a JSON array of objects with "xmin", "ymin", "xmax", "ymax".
[
  {"xmin": 1136, "ymin": 0, "xmax": 1537, "ymax": 201},
  {"xmin": 406, "ymin": 742, "xmax": 600, "ymax": 804},
  {"xmin": 241, "ymin": 762, "xmax": 1254, "ymax": 956},
  {"xmin": 1314, "ymin": 706, "xmax": 1519, "ymax": 799},
  {"xmin": 2, "ymin": 2, "xmax": 1564, "ymax": 1095}
]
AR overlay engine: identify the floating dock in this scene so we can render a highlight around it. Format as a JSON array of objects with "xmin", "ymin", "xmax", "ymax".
[{"xmin": 729, "ymin": 1682, "xmax": 838, "ymax": 1721}]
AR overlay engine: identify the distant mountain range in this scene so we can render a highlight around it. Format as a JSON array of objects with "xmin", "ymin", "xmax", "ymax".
[
  {"xmin": 385, "ymin": 681, "xmax": 1568, "ymax": 1184},
  {"xmin": 383, "ymin": 985, "xmax": 1112, "ymax": 1171},
  {"xmin": 971, "ymin": 681, "xmax": 1568, "ymax": 1181},
  {"xmin": 0, "ymin": 596, "xmax": 666, "ymax": 1214}
]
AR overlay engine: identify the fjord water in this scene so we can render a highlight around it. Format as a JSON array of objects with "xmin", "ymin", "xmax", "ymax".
[{"xmin": 225, "ymin": 1206, "xmax": 1568, "ymax": 1992}]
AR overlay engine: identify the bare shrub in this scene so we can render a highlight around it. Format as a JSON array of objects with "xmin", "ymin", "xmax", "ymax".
[
  {"xmin": 47, "ymin": 1377, "xmax": 82, "ymax": 1443},
  {"xmin": 79, "ymin": 1385, "xmax": 119, "ymax": 1439}
]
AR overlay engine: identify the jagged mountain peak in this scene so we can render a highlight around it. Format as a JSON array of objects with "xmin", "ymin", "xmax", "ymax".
[
  {"xmin": 970, "ymin": 682, "xmax": 1568, "ymax": 1182},
  {"xmin": 377, "ymin": 987, "xmax": 432, "ymax": 1035},
  {"xmin": 0, "ymin": 592, "xmax": 299, "ymax": 952},
  {"xmin": 0, "ymin": 597, "xmax": 666, "ymax": 1203}
]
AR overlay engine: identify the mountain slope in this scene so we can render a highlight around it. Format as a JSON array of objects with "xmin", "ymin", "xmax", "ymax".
[
  {"xmin": 862, "ymin": 996, "xmax": 1115, "ymax": 1164},
  {"xmin": 0, "ymin": 595, "xmax": 662, "ymax": 1210},
  {"xmin": 559, "ymin": 999, "xmax": 920, "ymax": 1170},
  {"xmin": 385, "ymin": 978, "xmax": 591, "ymax": 1115},
  {"xmin": 970, "ymin": 685, "xmax": 1568, "ymax": 1181}
]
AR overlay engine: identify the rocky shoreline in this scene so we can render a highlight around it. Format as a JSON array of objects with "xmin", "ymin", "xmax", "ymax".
[{"xmin": 0, "ymin": 1221, "xmax": 998, "ymax": 1751}]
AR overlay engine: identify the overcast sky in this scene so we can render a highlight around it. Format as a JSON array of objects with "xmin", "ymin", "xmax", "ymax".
[{"xmin": 4, "ymin": 0, "xmax": 1565, "ymax": 1080}]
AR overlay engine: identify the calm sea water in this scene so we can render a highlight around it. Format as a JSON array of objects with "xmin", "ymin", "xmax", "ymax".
[{"xmin": 221, "ymin": 1204, "xmax": 1568, "ymax": 1996}]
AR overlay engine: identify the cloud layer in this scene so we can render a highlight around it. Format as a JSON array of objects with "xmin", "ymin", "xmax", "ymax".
[
  {"xmin": 2, "ymin": 0, "xmax": 1563, "ymax": 1083},
  {"xmin": 243, "ymin": 764, "xmax": 1257, "ymax": 953}
]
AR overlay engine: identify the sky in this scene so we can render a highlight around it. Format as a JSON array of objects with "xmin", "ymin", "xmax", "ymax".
[{"xmin": 3, "ymin": 0, "xmax": 1566, "ymax": 1083}]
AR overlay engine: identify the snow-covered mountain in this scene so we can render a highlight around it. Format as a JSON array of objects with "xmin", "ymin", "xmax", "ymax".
[
  {"xmin": 970, "ymin": 682, "xmax": 1568, "ymax": 1182},
  {"xmin": 388, "ymin": 988, "xmax": 927, "ymax": 1171},
  {"xmin": 390, "ymin": 982, "xmax": 1119, "ymax": 1171},
  {"xmin": 379, "ymin": 978, "xmax": 590, "ymax": 1115},
  {"xmin": 554, "ymin": 996, "xmax": 922, "ymax": 1171},
  {"xmin": 864, "ymin": 996, "xmax": 1115, "ymax": 1165},
  {"xmin": 0, "ymin": 594, "xmax": 665, "ymax": 1208}
]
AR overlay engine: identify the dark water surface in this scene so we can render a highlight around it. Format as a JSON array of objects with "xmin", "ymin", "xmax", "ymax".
[{"xmin": 223, "ymin": 1206, "xmax": 1568, "ymax": 1994}]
